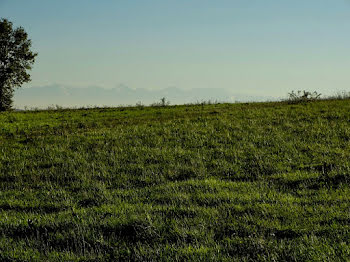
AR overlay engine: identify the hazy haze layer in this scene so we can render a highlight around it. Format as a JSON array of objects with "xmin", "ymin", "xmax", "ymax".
[{"xmin": 2, "ymin": 0, "xmax": 350, "ymax": 106}]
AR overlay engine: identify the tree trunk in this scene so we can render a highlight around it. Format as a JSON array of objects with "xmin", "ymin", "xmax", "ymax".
[{"xmin": 0, "ymin": 84, "xmax": 13, "ymax": 111}]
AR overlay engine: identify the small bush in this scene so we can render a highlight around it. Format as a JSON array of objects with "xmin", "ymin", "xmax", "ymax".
[
  {"xmin": 150, "ymin": 97, "xmax": 170, "ymax": 107},
  {"xmin": 287, "ymin": 90, "xmax": 321, "ymax": 103},
  {"xmin": 135, "ymin": 101, "xmax": 144, "ymax": 109}
]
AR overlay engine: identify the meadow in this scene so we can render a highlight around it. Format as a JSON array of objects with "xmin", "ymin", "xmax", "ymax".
[{"xmin": 0, "ymin": 99, "xmax": 350, "ymax": 261}]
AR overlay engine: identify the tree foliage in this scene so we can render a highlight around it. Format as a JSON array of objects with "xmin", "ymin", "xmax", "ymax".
[{"xmin": 0, "ymin": 18, "xmax": 37, "ymax": 111}]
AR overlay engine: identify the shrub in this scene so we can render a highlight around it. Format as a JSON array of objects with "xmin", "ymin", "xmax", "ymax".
[
  {"xmin": 287, "ymin": 90, "xmax": 321, "ymax": 103},
  {"xmin": 150, "ymin": 97, "xmax": 170, "ymax": 107}
]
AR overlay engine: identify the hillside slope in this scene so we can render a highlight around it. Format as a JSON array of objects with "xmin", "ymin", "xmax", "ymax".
[{"xmin": 1, "ymin": 100, "xmax": 350, "ymax": 261}]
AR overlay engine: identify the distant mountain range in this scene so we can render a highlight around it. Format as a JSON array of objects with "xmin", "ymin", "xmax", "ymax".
[{"xmin": 14, "ymin": 85, "xmax": 277, "ymax": 109}]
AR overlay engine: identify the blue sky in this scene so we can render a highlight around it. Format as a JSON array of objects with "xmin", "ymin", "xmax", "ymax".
[{"xmin": 2, "ymin": 0, "xmax": 350, "ymax": 106}]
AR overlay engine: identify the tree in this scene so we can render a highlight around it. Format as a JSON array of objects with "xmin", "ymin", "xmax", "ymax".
[{"xmin": 0, "ymin": 18, "xmax": 37, "ymax": 111}]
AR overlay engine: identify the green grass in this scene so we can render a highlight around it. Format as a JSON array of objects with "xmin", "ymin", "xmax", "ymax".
[{"xmin": 1, "ymin": 100, "xmax": 350, "ymax": 261}]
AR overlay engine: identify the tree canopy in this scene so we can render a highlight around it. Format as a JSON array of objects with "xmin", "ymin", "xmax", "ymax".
[{"xmin": 0, "ymin": 18, "xmax": 37, "ymax": 111}]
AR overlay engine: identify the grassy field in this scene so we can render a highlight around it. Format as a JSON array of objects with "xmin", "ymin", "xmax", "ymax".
[{"xmin": 1, "ymin": 99, "xmax": 350, "ymax": 261}]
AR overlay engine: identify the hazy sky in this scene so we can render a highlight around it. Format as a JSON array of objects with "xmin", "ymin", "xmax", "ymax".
[{"xmin": 2, "ymin": 0, "xmax": 350, "ymax": 99}]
